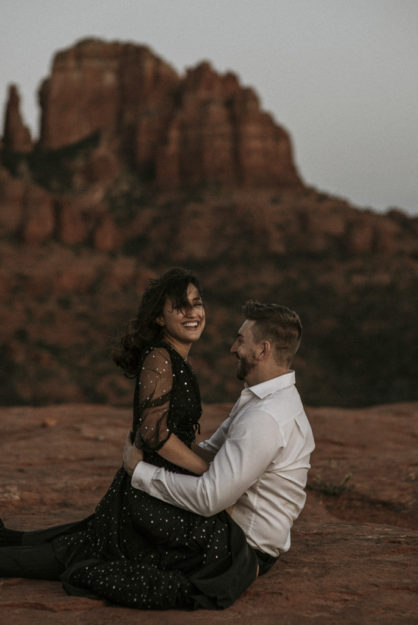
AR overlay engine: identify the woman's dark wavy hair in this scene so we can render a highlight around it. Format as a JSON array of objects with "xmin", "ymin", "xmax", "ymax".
[{"xmin": 113, "ymin": 267, "xmax": 202, "ymax": 377}]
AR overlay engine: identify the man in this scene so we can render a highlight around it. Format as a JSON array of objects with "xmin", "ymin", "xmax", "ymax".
[{"xmin": 124, "ymin": 300, "xmax": 315, "ymax": 572}]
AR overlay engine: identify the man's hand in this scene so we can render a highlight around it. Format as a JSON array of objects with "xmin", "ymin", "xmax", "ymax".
[{"xmin": 123, "ymin": 433, "xmax": 144, "ymax": 476}]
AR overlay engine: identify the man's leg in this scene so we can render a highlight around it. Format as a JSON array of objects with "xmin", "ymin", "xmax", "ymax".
[{"xmin": 0, "ymin": 542, "xmax": 64, "ymax": 580}]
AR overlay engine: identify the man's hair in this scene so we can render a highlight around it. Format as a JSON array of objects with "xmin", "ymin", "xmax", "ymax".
[{"xmin": 243, "ymin": 300, "xmax": 302, "ymax": 366}]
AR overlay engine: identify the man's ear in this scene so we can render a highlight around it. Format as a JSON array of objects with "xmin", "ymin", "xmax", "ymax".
[{"xmin": 257, "ymin": 340, "xmax": 271, "ymax": 360}]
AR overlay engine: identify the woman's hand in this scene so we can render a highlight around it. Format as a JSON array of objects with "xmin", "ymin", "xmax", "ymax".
[{"xmin": 123, "ymin": 433, "xmax": 144, "ymax": 475}]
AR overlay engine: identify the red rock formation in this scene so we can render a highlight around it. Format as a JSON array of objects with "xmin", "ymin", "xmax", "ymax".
[
  {"xmin": 1, "ymin": 39, "xmax": 418, "ymax": 409},
  {"xmin": 21, "ymin": 185, "xmax": 55, "ymax": 244},
  {"xmin": 2, "ymin": 84, "xmax": 33, "ymax": 153},
  {"xmin": 0, "ymin": 168, "xmax": 25, "ymax": 235},
  {"xmin": 39, "ymin": 39, "xmax": 179, "ymax": 151},
  {"xmin": 38, "ymin": 39, "xmax": 301, "ymax": 189},
  {"xmin": 94, "ymin": 215, "xmax": 122, "ymax": 252},
  {"xmin": 0, "ymin": 168, "xmax": 54, "ymax": 243},
  {"xmin": 56, "ymin": 194, "xmax": 108, "ymax": 245},
  {"xmin": 154, "ymin": 62, "xmax": 300, "ymax": 188}
]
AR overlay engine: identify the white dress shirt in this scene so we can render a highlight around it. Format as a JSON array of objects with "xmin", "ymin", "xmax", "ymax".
[{"xmin": 132, "ymin": 371, "xmax": 315, "ymax": 556}]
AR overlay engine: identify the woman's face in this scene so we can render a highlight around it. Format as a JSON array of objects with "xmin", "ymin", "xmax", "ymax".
[{"xmin": 157, "ymin": 283, "xmax": 206, "ymax": 351}]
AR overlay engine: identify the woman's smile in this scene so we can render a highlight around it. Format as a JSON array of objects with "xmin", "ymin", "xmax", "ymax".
[{"xmin": 157, "ymin": 283, "xmax": 206, "ymax": 357}]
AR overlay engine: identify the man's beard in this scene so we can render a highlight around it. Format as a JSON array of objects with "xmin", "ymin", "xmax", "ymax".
[{"xmin": 236, "ymin": 355, "xmax": 256, "ymax": 381}]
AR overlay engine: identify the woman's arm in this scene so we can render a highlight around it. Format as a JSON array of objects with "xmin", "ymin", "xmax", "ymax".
[
  {"xmin": 157, "ymin": 434, "xmax": 209, "ymax": 475},
  {"xmin": 124, "ymin": 433, "xmax": 209, "ymax": 476},
  {"xmin": 137, "ymin": 347, "xmax": 209, "ymax": 475},
  {"xmin": 191, "ymin": 442, "xmax": 216, "ymax": 464}
]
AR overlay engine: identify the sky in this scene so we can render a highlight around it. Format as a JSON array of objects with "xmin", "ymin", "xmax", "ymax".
[{"xmin": 1, "ymin": 0, "xmax": 417, "ymax": 215}]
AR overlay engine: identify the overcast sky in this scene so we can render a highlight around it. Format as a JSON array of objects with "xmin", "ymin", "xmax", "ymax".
[{"xmin": 1, "ymin": 0, "xmax": 417, "ymax": 214}]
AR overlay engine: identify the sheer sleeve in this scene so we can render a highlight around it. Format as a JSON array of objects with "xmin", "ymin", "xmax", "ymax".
[{"xmin": 135, "ymin": 347, "xmax": 173, "ymax": 451}]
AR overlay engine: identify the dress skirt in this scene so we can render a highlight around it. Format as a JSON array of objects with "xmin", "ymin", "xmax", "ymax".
[{"xmin": 21, "ymin": 467, "xmax": 259, "ymax": 609}]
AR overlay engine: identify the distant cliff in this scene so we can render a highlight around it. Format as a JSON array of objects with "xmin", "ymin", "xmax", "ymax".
[
  {"xmin": 4, "ymin": 38, "xmax": 300, "ymax": 190},
  {"xmin": 1, "ymin": 38, "xmax": 417, "ymax": 407}
]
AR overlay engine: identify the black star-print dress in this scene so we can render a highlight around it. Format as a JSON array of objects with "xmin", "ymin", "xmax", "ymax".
[{"xmin": 24, "ymin": 343, "xmax": 258, "ymax": 609}]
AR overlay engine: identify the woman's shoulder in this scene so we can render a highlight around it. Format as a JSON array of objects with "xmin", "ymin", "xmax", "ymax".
[
  {"xmin": 141, "ymin": 344, "xmax": 172, "ymax": 373},
  {"xmin": 141, "ymin": 341, "xmax": 193, "ymax": 377}
]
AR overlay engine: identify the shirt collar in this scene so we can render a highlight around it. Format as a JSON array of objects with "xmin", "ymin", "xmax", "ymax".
[{"xmin": 245, "ymin": 370, "xmax": 296, "ymax": 399}]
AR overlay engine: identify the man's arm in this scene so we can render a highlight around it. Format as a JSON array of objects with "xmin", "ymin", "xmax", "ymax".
[
  {"xmin": 123, "ymin": 434, "xmax": 208, "ymax": 476},
  {"xmin": 131, "ymin": 410, "xmax": 281, "ymax": 516},
  {"xmin": 190, "ymin": 413, "xmax": 232, "ymax": 463},
  {"xmin": 123, "ymin": 413, "xmax": 228, "ymax": 477}
]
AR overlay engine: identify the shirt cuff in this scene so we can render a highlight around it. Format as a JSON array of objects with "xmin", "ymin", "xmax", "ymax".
[{"xmin": 131, "ymin": 460, "xmax": 158, "ymax": 494}]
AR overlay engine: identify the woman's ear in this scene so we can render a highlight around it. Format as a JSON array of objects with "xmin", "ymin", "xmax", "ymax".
[{"xmin": 156, "ymin": 316, "xmax": 165, "ymax": 327}]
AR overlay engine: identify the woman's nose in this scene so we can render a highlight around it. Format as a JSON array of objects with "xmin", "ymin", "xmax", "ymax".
[{"xmin": 180, "ymin": 304, "xmax": 193, "ymax": 316}]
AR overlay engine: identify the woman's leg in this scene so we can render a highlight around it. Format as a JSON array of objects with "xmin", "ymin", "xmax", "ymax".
[
  {"xmin": 0, "ymin": 542, "xmax": 64, "ymax": 580},
  {"xmin": 0, "ymin": 518, "xmax": 23, "ymax": 546},
  {"xmin": 65, "ymin": 556, "xmax": 194, "ymax": 609}
]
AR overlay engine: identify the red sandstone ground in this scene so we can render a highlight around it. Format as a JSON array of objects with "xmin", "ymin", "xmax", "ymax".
[{"xmin": 0, "ymin": 401, "xmax": 417, "ymax": 624}]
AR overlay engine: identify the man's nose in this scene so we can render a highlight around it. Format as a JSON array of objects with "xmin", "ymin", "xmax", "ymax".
[{"xmin": 230, "ymin": 341, "xmax": 237, "ymax": 354}]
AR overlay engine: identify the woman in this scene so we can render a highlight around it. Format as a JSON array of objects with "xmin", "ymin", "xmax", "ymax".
[{"xmin": 0, "ymin": 268, "xmax": 258, "ymax": 609}]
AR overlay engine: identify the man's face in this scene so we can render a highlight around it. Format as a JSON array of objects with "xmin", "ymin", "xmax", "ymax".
[{"xmin": 230, "ymin": 320, "xmax": 259, "ymax": 382}]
